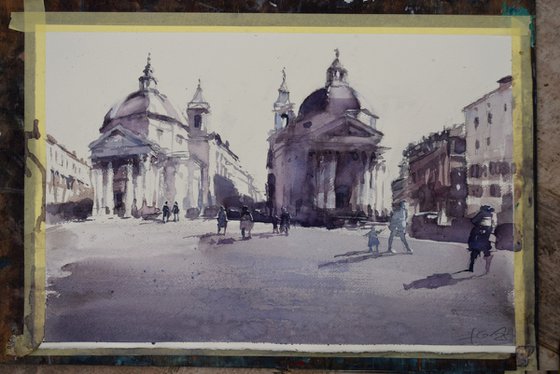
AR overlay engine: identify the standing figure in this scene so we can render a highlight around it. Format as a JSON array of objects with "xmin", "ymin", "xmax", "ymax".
[
  {"xmin": 162, "ymin": 201, "xmax": 170, "ymax": 223},
  {"xmin": 271, "ymin": 214, "xmax": 279, "ymax": 234},
  {"xmin": 172, "ymin": 201, "xmax": 180, "ymax": 222},
  {"xmin": 239, "ymin": 206, "xmax": 254, "ymax": 239},
  {"xmin": 279, "ymin": 207, "xmax": 291, "ymax": 236},
  {"xmin": 467, "ymin": 205, "xmax": 497, "ymax": 273},
  {"xmin": 387, "ymin": 201, "xmax": 413, "ymax": 254},
  {"xmin": 217, "ymin": 206, "xmax": 228, "ymax": 235},
  {"xmin": 364, "ymin": 227, "xmax": 383, "ymax": 254}
]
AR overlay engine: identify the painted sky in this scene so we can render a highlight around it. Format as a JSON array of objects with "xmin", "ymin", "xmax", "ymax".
[{"xmin": 46, "ymin": 31, "xmax": 511, "ymax": 192}]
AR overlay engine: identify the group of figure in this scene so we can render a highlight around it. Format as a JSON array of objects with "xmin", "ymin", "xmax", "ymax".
[
  {"xmin": 364, "ymin": 201, "xmax": 413, "ymax": 255},
  {"xmin": 271, "ymin": 207, "xmax": 291, "ymax": 236},
  {"xmin": 216, "ymin": 205, "xmax": 255, "ymax": 239},
  {"xmin": 216, "ymin": 206, "xmax": 291, "ymax": 239},
  {"xmin": 161, "ymin": 201, "xmax": 180, "ymax": 223}
]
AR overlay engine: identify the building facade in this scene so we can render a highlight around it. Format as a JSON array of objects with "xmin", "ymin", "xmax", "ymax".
[
  {"xmin": 46, "ymin": 134, "xmax": 93, "ymax": 205},
  {"xmin": 89, "ymin": 55, "xmax": 260, "ymax": 218},
  {"xmin": 463, "ymin": 76, "xmax": 513, "ymax": 225},
  {"xmin": 394, "ymin": 124, "xmax": 467, "ymax": 225},
  {"xmin": 266, "ymin": 51, "xmax": 388, "ymax": 223}
]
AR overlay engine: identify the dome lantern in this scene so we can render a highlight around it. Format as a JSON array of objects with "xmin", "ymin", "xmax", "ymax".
[
  {"xmin": 138, "ymin": 53, "xmax": 158, "ymax": 91},
  {"xmin": 325, "ymin": 48, "xmax": 348, "ymax": 88}
]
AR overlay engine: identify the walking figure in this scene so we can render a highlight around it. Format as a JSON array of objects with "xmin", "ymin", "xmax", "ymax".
[
  {"xmin": 172, "ymin": 201, "xmax": 180, "ymax": 222},
  {"xmin": 279, "ymin": 207, "xmax": 291, "ymax": 236},
  {"xmin": 364, "ymin": 226, "xmax": 383, "ymax": 254},
  {"xmin": 217, "ymin": 206, "xmax": 228, "ymax": 235},
  {"xmin": 162, "ymin": 201, "xmax": 170, "ymax": 223},
  {"xmin": 387, "ymin": 201, "xmax": 413, "ymax": 254},
  {"xmin": 240, "ymin": 206, "xmax": 254, "ymax": 239},
  {"xmin": 271, "ymin": 214, "xmax": 279, "ymax": 234},
  {"xmin": 467, "ymin": 205, "xmax": 497, "ymax": 273}
]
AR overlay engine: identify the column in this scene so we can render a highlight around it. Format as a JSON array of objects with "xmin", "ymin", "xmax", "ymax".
[
  {"xmin": 139, "ymin": 156, "xmax": 148, "ymax": 207},
  {"xmin": 123, "ymin": 161, "xmax": 134, "ymax": 217},
  {"xmin": 92, "ymin": 167, "xmax": 102, "ymax": 216},
  {"xmin": 325, "ymin": 153, "xmax": 337, "ymax": 209},
  {"xmin": 105, "ymin": 162, "xmax": 114, "ymax": 215},
  {"xmin": 316, "ymin": 153, "xmax": 325, "ymax": 209},
  {"xmin": 153, "ymin": 162, "xmax": 161, "ymax": 207}
]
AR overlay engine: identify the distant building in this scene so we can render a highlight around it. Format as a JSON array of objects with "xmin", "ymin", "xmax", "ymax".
[
  {"xmin": 463, "ymin": 76, "xmax": 513, "ymax": 224},
  {"xmin": 47, "ymin": 134, "xmax": 93, "ymax": 205},
  {"xmin": 46, "ymin": 135, "xmax": 93, "ymax": 222},
  {"xmin": 266, "ymin": 51, "xmax": 388, "ymax": 224},
  {"xmin": 396, "ymin": 124, "xmax": 467, "ymax": 224},
  {"xmin": 89, "ymin": 55, "xmax": 260, "ymax": 218}
]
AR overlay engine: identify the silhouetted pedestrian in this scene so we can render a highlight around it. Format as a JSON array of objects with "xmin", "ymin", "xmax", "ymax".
[
  {"xmin": 217, "ymin": 206, "xmax": 228, "ymax": 235},
  {"xmin": 271, "ymin": 214, "xmax": 279, "ymax": 234},
  {"xmin": 279, "ymin": 207, "xmax": 291, "ymax": 236},
  {"xmin": 172, "ymin": 202, "xmax": 180, "ymax": 222},
  {"xmin": 162, "ymin": 201, "xmax": 170, "ymax": 223},
  {"xmin": 467, "ymin": 205, "xmax": 497, "ymax": 273},
  {"xmin": 240, "ymin": 206, "xmax": 254, "ymax": 239}
]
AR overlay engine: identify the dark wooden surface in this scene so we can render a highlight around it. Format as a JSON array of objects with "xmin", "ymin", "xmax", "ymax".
[{"xmin": 1, "ymin": 0, "xmax": 557, "ymax": 372}]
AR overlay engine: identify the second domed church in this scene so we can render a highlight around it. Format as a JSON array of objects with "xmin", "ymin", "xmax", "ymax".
[
  {"xmin": 266, "ymin": 50, "xmax": 389, "ymax": 223},
  {"xmin": 89, "ymin": 55, "xmax": 260, "ymax": 218}
]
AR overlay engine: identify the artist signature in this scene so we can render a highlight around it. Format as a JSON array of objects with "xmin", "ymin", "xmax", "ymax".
[{"xmin": 458, "ymin": 327, "xmax": 512, "ymax": 345}]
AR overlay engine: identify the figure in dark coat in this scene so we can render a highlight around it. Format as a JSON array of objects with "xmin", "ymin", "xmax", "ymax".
[
  {"xmin": 162, "ymin": 201, "xmax": 170, "ymax": 223},
  {"xmin": 279, "ymin": 207, "xmax": 291, "ymax": 236},
  {"xmin": 271, "ymin": 214, "xmax": 279, "ymax": 234},
  {"xmin": 172, "ymin": 202, "xmax": 180, "ymax": 222},
  {"xmin": 467, "ymin": 205, "xmax": 497, "ymax": 273}
]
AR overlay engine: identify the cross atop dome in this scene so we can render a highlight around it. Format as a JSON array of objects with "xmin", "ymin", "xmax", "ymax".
[{"xmin": 139, "ymin": 52, "xmax": 158, "ymax": 91}]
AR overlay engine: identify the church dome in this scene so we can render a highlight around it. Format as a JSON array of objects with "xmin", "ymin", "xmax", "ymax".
[
  {"xmin": 102, "ymin": 54, "xmax": 186, "ymax": 127},
  {"xmin": 297, "ymin": 50, "xmax": 376, "ymax": 122},
  {"xmin": 103, "ymin": 89, "xmax": 185, "ymax": 125}
]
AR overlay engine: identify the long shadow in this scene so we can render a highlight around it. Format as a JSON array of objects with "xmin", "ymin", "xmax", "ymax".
[
  {"xmin": 403, "ymin": 272, "xmax": 477, "ymax": 290},
  {"xmin": 319, "ymin": 253, "xmax": 379, "ymax": 268},
  {"xmin": 334, "ymin": 250, "xmax": 371, "ymax": 258}
]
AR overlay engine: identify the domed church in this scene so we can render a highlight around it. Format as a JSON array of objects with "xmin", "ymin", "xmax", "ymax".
[
  {"xmin": 89, "ymin": 55, "xmax": 260, "ymax": 218},
  {"xmin": 266, "ymin": 50, "xmax": 388, "ymax": 223}
]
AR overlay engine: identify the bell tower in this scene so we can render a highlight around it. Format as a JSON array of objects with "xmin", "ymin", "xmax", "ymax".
[
  {"xmin": 187, "ymin": 79, "xmax": 210, "ymax": 137},
  {"xmin": 273, "ymin": 68, "xmax": 295, "ymax": 131}
]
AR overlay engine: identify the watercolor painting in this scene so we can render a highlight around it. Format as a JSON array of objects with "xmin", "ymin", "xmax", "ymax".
[{"xmin": 41, "ymin": 27, "xmax": 520, "ymax": 349}]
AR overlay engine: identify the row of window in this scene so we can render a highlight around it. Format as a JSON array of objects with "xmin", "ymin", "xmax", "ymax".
[
  {"xmin": 49, "ymin": 147, "xmax": 84, "ymax": 175},
  {"xmin": 469, "ymin": 162, "xmax": 513, "ymax": 178},
  {"xmin": 468, "ymin": 184, "xmax": 506, "ymax": 198}
]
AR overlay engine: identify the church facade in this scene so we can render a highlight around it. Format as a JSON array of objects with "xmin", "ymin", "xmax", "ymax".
[
  {"xmin": 266, "ymin": 51, "xmax": 388, "ymax": 224},
  {"xmin": 89, "ymin": 55, "xmax": 260, "ymax": 218}
]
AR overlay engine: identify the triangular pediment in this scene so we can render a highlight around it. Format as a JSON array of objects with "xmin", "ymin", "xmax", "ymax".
[
  {"xmin": 89, "ymin": 125, "xmax": 152, "ymax": 150},
  {"xmin": 323, "ymin": 122, "xmax": 372, "ymax": 138},
  {"xmin": 89, "ymin": 125, "xmax": 158, "ymax": 160},
  {"xmin": 310, "ymin": 116, "xmax": 378, "ymax": 140}
]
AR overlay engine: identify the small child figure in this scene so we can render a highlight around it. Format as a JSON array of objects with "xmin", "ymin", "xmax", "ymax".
[{"xmin": 364, "ymin": 227, "xmax": 383, "ymax": 254}]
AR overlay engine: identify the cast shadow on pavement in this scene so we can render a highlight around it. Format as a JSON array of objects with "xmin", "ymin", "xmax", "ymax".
[{"xmin": 403, "ymin": 272, "xmax": 477, "ymax": 290}]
